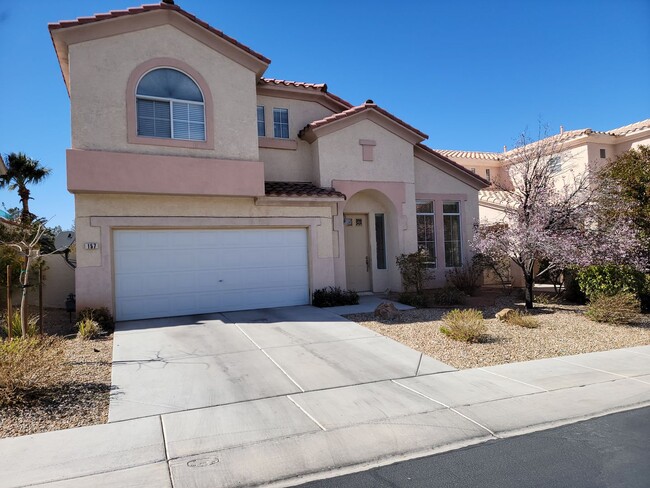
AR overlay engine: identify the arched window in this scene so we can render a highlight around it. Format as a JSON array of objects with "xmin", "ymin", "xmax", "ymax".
[{"xmin": 136, "ymin": 68, "xmax": 205, "ymax": 141}]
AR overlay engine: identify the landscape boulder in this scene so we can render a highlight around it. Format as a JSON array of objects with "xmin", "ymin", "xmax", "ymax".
[
  {"xmin": 374, "ymin": 302, "xmax": 400, "ymax": 321},
  {"xmin": 495, "ymin": 308, "xmax": 517, "ymax": 322}
]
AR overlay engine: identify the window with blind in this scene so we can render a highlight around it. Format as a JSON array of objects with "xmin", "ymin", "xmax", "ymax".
[
  {"xmin": 273, "ymin": 108, "xmax": 289, "ymax": 139},
  {"xmin": 136, "ymin": 68, "xmax": 205, "ymax": 141}
]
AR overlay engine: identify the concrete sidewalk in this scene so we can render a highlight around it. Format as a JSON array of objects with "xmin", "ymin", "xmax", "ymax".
[{"xmin": 1, "ymin": 345, "xmax": 649, "ymax": 487}]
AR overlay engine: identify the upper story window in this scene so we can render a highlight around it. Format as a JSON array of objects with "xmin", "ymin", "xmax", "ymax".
[
  {"xmin": 485, "ymin": 168, "xmax": 491, "ymax": 181},
  {"xmin": 136, "ymin": 68, "xmax": 205, "ymax": 141},
  {"xmin": 549, "ymin": 156, "xmax": 562, "ymax": 173},
  {"xmin": 273, "ymin": 108, "xmax": 289, "ymax": 139},
  {"xmin": 257, "ymin": 106, "xmax": 266, "ymax": 137}
]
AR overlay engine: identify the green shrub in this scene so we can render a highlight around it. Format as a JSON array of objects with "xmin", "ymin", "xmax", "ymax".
[
  {"xmin": 446, "ymin": 256, "xmax": 484, "ymax": 296},
  {"xmin": 504, "ymin": 310, "xmax": 539, "ymax": 328},
  {"xmin": 1, "ymin": 309, "xmax": 40, "ymax": 339},
  {"xmin": 76, "ymin": 318, "xmax": 103, "ymax": 340},
  {"xmin": 430, "ymin": 286, "xmax": 467, "ymax": 306},
  {"xmin": 440, "ymin": 309, "xmax": 486, "ymax": 343},
  {"xmin": 397, "ymin": 292, "xmax": 428, "ymax": 308},
  {"xmin": 396, "ymin": 250, "xmax": 432, "ymax": 294},
  {"xmin": 577, "ymin": 265, "xmax": 646, "ymax": 300},
  {"xmin": 0, "ymin": 336, "xmax": 67, "ymax": 406},
  {"xmin": 312, "ymin": 287, "xmax": 360, "ymax": 307},
  {"xmin": 77, "ymin": 307, "xmax": 114, "ymax": 333},
  {"xmin": 585, "ymin": 292, "xmax": 640, "ymax": 324}
]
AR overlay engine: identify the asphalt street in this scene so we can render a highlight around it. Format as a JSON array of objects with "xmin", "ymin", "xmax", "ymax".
[{"xmin": 296, "ymin": 406, "xmax": 650, "ymax": 488}]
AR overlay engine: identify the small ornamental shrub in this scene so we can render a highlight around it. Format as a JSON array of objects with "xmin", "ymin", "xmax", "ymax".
[
  {"xmin": 431, "ymin": 286, "xmax": 467, "ymax": 306},
  {"xmin": 397, "ymin": 292, "xmax": 427, "ymax": 308},
  {"xmin": 440, "ymin": 309, "xmax": 486, "ymax": 343},
  {"xmin": 76, "ymin": 318, "xmax": 103, "ymax": 340},
  {"xmin": 585, "ymin": 292, "xmax": 640, "ymax": 324},
  {"xmin": 312, "ymin": 287, "xmax": 360, "ymax": 308},
  {"xmin": 0, "ymin": 336, "xmax": 67, "ymax": 406},
  {"xmin": 77, "ymin": 307, "xmax": 115, "ymax": 333},
  {"xmin": 396, "ymin": 250, "xmax": 431, "ymax": 294},
  {"xmin": 1, "ymin": 309, "xmax": 40, "ymax": 339},
  {"xmin": 504, "ymin": 310, "xmax": 539, "ymax": 329},
  {"xmin": 446, "ymin": 256, "xmax": 484, "ymax": 296},
  {"xmin": 577, "ymin": 265, "xmax": 646, "ymax": 300}
]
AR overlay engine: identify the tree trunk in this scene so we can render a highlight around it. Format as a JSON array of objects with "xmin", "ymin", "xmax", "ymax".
[
  {"xmin": 18, "ymin": 187, "xmax": 31, "ymax": 224},
  {"xmin": 20, "ymin": 254, "xmax": 31, "ymax": 337},
  {"xmin": 524, "ymin": 274, "xmax": 534, "ymax": 310}
]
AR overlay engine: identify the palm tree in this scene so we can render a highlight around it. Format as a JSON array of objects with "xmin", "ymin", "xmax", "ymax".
[{"xmin": 0, "ymin": 152, "xmax": 51, "ymax": 224}]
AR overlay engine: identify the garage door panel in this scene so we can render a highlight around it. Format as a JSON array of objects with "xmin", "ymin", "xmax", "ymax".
[{"xmin": 114, "ymin": 229, "xmax": 310, "ymax": 321}]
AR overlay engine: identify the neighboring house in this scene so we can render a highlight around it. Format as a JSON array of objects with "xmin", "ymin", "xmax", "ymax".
[
  {"xmin": 437, "ymin": 120, "xmax": 650, "ymax": 222},
  {"xmin": 49, "ymin": 2, "xmax": 489, "ymax": 321}
]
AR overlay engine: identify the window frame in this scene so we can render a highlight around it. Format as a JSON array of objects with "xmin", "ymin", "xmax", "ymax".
[
  {"xmin": 273, "ymin": 107, "xmax": 290, "ymax": 139},
  {"xmin": 126, "ymin": 58, "xmax": 214, "ymax": 150},
  {"xmin": 416, "ymin": 200, "xmax": 437, "ymax": 268},
  {"xmin": 136, "ymin": 68, "xmax": 205, "ymax": 142},
  {"xmin": 257, "ymin": 105, "xmax": 266, "ymax": 137},
  {"xmin": 443, "ymin": 201, "xmax": 462, "ymax": 268}
]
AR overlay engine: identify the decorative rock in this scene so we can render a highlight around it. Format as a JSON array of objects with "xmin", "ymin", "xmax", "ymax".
[
  {"xmin": 375, "ymin": 302, "xmax": 400, "ymax": 321},
  {"xmin": 495, "ymin": 308, "xmax": 517, "ymax": 322}
]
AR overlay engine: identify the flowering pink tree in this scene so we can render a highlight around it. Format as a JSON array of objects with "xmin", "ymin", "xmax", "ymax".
[{"xmin": 473, "ymin": 129, "xmax": 644, "ymax": 309}]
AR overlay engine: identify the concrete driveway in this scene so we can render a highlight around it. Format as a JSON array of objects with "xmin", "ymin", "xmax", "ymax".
[{"xmin": 109, "ymin": 305, "xmax": 455, "ymax": 421}]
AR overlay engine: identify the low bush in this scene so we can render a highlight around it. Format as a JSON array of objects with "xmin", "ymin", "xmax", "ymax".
[
  {"xmin": 396, "ymin": 250, "xmax": 432, "ymax": 294},
  {"xmin": 440, "ymin": 309, "xmax": 486, "ymax": 343},
  {"xmin": 1, "ymin": 309, "xmax": 40, "ymax": 339},
  {"xmin": 77, "ymin": 307, "xmax": 115, "ymax": 333},
  {"xmin": 312, "ymin": 287, "xmax": 359, "ymax": 308},
  {"xmin": 504, "ymin": 310, "xmax": 539, "ymax": 329},
  {"xmin": 76, "ymin": 318, "xmax": 103, "ymax": 340},
  {"xmin": 0, "ymin": 336, "xmax": 67, "ymax": 406},
  {"xmin": 446, "ymin": 257, "xmax": 484, "ymax": 296},
  {"xmin": 430, "ymin": 286, "xmax": 467, "ymax": 306},
  {"xmin": 577, "ymin": 265, "xmax": 646, "ymax": 300},
  {"xmin": 397, "ymin": 292, "xmax": 427, "ymax": 308},
  {"xmin": 585, "ymin": 292, "xmax": 640, "ymax": 324}
]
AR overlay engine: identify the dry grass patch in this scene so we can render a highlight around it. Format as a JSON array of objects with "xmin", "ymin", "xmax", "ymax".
[
  {"xmin": 440, "ymin": 309, "xmax": 486, "ymax": 343},
  {"xmin": 504, "ymin": 310, "xmax": 539, "ymax": 329}
]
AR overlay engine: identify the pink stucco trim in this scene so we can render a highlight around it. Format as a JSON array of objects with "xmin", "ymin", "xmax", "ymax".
[
  {"xmin": 67, "ymin": 149, "xmax": 265, "ymax": 197},
  {"xmin": 415, "ymin": 193, "xmax": 468, "ymax": 201},
  {"xmin": 359, "ymin": 139, "xmax": 376, "ymax": 161},
  {"xmin": 258, "ymin": 137, "xmax": 298, "ymax": 150},
  {"xmin": 334, "ymin": 180, "xmax": 406, "ymax": 212},
  {"xmin": 126, "ymin": 58, "xmax": 215, "ymax": 149}
]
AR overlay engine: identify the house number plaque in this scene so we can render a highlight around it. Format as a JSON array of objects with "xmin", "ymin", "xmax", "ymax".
[{"xmin": 84, "ymin": 242, "xmax": 99, "ymax": 250}]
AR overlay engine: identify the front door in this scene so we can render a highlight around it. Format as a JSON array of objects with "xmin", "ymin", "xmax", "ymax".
[{"xmin": 344, "ymin": 213, "xmax": 372, "ymax": 292}]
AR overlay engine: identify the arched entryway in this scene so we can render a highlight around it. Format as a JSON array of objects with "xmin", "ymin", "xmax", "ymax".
[{"xmin": 342, "ymin": 189, "xmax": 399, "ymax": 292}]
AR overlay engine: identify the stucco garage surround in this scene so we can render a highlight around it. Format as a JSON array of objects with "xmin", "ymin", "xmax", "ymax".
[{"xmin": 114, "ymin": 229, "xmax": 309, "ymax": 321}]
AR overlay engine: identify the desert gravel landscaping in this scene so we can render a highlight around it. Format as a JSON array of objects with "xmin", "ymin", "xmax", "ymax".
[
  {"xmin": 350, "ymin": 295, "xmax": 650, "ymax": 370},
  {"xmin": 0, "ymin": 309, "xmax": 112, "ymax": 439}
]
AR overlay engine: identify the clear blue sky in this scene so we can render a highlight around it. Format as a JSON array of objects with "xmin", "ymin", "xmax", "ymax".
[{"xmin": 1, "ymin": 0, "xmax": 648, "ymax": 229}]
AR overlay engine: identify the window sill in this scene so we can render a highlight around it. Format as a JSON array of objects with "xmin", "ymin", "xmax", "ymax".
[{"xmin": 258, "ymin": 137, "xmax": 298, "ymax": 150}]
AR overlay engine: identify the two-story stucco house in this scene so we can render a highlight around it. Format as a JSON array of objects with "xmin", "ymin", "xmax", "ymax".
[{"xmin": 49, "ymin": 2, "xmax": 489, "ymax": 321}]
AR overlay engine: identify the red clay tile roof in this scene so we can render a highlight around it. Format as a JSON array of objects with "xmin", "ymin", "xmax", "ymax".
[
  {"xmin": 434, "ymin": 149, "xmax": 503, "ymax": 161},
  {"xmin": 259, "ymin": 78, "xmax": 353, "ymax": 108},
  {"xmin": 608, "ymin": 118, "xmax": 650, "ymax": 136},
  {"xmin": 260, "ymin": 78, "xmax": 326, "ymax": 91},
  {"xmin": 265, "ymin": 182, "xmax": 345, "ymax": 199},
  {"xmin": 48, "ymin": 2, "xmax": 270, "ymax": 64},
  {"xmin": 415, "ymin": 144, "xmax": 491, "ymax": 187},
  {"xmin": 300, "ymin": 101, "xmax": 428, "ymax": 140}
]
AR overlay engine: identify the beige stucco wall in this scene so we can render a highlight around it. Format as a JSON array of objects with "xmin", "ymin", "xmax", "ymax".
[
  {"xmin": 256, "ymin": 95, "xmax": 334, "ymax": 182},
  {"xmin": 69, "ymin": 24, "xmax": 259, "ymax": 161},
  {"xmin": 313, "ymin": 119, "xmax": 416, "ymax": 187},
  {"xmin": 74, "ymin": 194, "xmax": 338, "ymax": 313}
]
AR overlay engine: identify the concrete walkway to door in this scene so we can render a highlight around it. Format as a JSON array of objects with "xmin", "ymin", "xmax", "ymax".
[{"xmin": 109, "ymin": 304, "xmax": 451, "ymax": 421}]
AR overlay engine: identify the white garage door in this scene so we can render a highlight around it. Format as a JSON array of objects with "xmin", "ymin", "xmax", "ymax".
[{"xmin": 114, "ymin": 229, "xmax": 309, "ymax": 321}]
